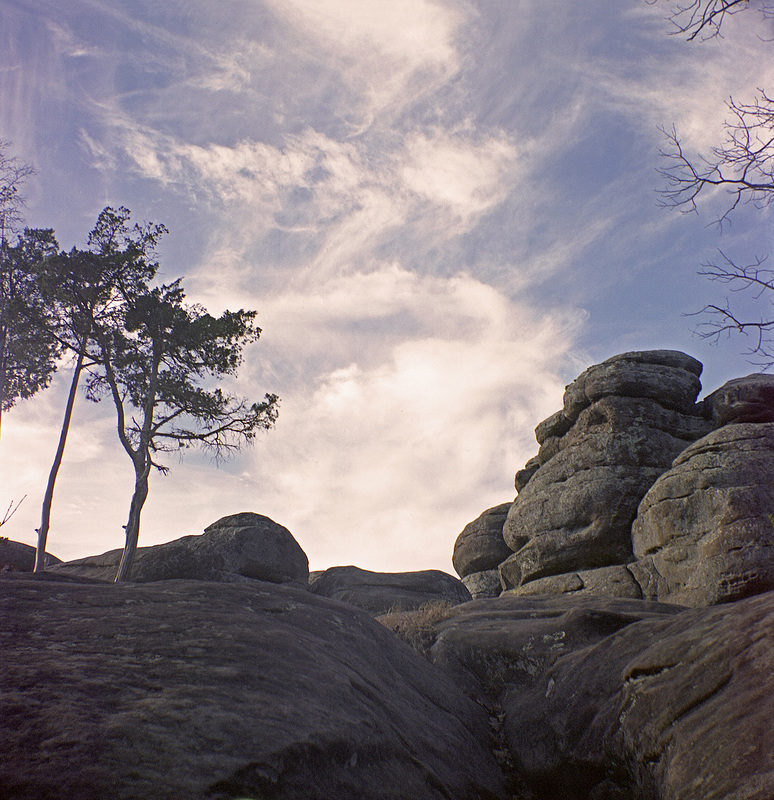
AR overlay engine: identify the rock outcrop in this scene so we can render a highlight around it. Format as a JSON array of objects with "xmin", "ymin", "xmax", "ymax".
[
  {"xmin": 428, "ymin": 591, "xmax": 774, "ymax": 800},
  {"xmin": 631, "ymin": 422, "xmax": 774, "ymax": 606},
  {"xmin": 452, "ymin": 503, "xmax": 512, "ymax": 599},
  {"xmin": 0, "ymin": 538, "xmax": 60, "ymax": 571},
  {"xmin": 0, "ymin": 574, "xmax": 506, "ymax": 800},
  {"xmin": 309, "ymin": 565, "xmax": 471, "ymax": 615},
  {"xmin": 501, "ymin": 351, "xmax": 711, "ymax": 590},
  {"xmin": 51, "ymin": 512, "xmax": 309, "ymax": 586}
]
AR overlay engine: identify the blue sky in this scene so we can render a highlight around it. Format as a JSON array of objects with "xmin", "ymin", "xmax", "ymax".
[{"xmin": 1, "ymin": 0, "xmax": 772, "ymax": 572}]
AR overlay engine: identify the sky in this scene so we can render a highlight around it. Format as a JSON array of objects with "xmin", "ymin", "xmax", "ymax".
[{"xmin": 0, "ymin": 0, "xmax": 772, "ymax": 574}]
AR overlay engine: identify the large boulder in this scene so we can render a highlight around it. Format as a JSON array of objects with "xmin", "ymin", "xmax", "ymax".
[
  {"xmin": 309, "ymin": 565, "xmax": 471, "ymax": 615},
  {"xmin": 428, "ymin": 592, "xmax": 774, "ymax": 800},
  {"xmin": 0, "ymin": 539, "xmax": 61, "ymax": 572},
  {"xmin": 452, "ymin": 503, "xmax": 512, "ymax": 579},
  {"xmin": 630, "ymin": 423, "xmax": 774, "ymax": 606},
  {"xmin": 0, "ymin": 574, "xmax": 506, "ymax": 800},
  {"xmin": 501, "ymin": 392, "xmax": 711, "ymax": 589},
  {"xmin": 703, "ymin": 373, "xmax": 774, "ymax": 425},
  {"xmin": 51, "ymin": 512, "xmax": 309, "ymax": 586}
]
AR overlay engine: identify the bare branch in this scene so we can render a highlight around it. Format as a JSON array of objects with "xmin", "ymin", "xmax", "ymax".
[{"xmin": 651, "ymin": 0, "xmax": 773, "ymax": 41}]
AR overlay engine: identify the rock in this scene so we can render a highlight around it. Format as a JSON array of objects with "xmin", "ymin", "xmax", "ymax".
[
  {"xmin": 501, "ymin": 395, "xmax": 711, "ymax": 589},
  {"xmin": 428, "ymin": 591, "xmax": 774, "ymax": 800},
  {"xmin": 514, "ymin": 456, "xmax": 541, "ymax": 492},
  {"xmin": 452, "ymin": 503, "xmax": 512, "ymax": 579},
  {"xmin": 462, "ymin": 569, "xmax": 503, "ymax": 599},
  {"xmin": 703, "ymin": 373, "xmax": 774, "ymax": 425},
  {"xmin": 0, "ymin": 539, "xmax": 61, "ymax": 572},
  {"xmin": 0, "ymin": 574, "xmax": 506, "ymax": 800},
  {"xmin": 561, "ymin": 349, "xmax": 703, "ymax": 419},
  {"xmin": 630, "ymin": 423, "xmax": 774, "ymax": 606},
  {"xmin": 507, "ymin": 564, "xmax": 643, "ymax": 599},
  {"xmin": 51, "ymin": 512, "xmax": 309, "ymax": 586},
  {"xmin": 309, "ymin": 565, "xmax": 471, "ymax": 615}
]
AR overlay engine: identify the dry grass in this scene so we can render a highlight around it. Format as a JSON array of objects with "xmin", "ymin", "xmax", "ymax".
[{"xmin": 376, "ymin": 600, "xmax": 458, "ymax": 658}]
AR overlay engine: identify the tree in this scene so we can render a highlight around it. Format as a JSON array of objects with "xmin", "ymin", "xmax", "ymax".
[
  {"xmin": 86, "ymin": 278, "xmax": 279, "ymax": 582},
  {"xmin": 655, "ymin": 1, "xmax": 774, "ymax": 366},
  {"xmin": 34, "ymin": 207, "xmax": 166, "ymax": 571},
  {"xmin": 0, "ymin": 140, "xmax": 35, "ymax": 243},
  {"xmin": 0, "ymin": 228, "xmax": 61, "ymax": 439}
]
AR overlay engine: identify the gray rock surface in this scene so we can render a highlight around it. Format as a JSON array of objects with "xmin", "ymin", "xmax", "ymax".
[
  {"xmin": 462, "ymin": 569, "xmax": 503, "ymax": 599},
  {"xmin": 703, "ymin": 373, "xmax": 774, "ymax": 425},
  {"xmin": 506, "ymin": 564, "xmax": 643, "ymax": 599},
  {"xmin": 51, "ymin": 512, "xmax": 309, "ymax": 586},
  {"xmin": 428, "ymin": 591, "xmax": 774, "ymax": 800},
  {"xmin": 501, "ymin": 394, "xmax": 711, "ymax": 589},
  {"xmin": 631, "ymin": 423, "xmax": 774, "ymax": 606},
  {"xmin": 309, "ymin": 565, "xmax": 471, "ymax": 615},
  {"xmin": 0, "ymin": 538, "xmax": 60, "ymax": 571},
  {"xmin": 0, "ymin": 574, "xmax": 506, "ymax": 800},
  {"xmin": 452, "ymin": 503, "xmax": 512, "ymax": 579}
]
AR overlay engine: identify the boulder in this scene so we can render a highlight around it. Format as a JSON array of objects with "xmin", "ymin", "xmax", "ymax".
[
  {"xmin": 630, "ymin": 423, "xmax": 774, "ymax": 606},
  {"xmin": 462, "ymin": 569, "xmax": 503, "ymax": 600},
  {"xmin": 703, "ymin": 373, "xmax": 774, "ymax": 425},
  {"xmin": 51, "ymin": 512, "xmax": 309, "ymax": 586},
  {"xmin": 452, "ymin": 503, "xmax": 512, "ymax": 579},
  {"xmin": 561, "ymin": 349, "xmax": 703, "ymax": 419},
  {"xmin": 309, "ymin": 565, "xmax": 471, "ymax": 615},
  {"xmin": 0, "ymin": 574, "xmax": 506, "ymax": 800},
  {"xmin": 507, "ymin": 564, "xmax": 643, "ymax": 599},
  {"xmin": 429, "ymin": 592, "xmax": 774, "ymax": 800},
  {"xmin": 501, "ymin": 395, "xmax": 711, "ymax": 589},
  {"xmin": 0, "ymin": 539, "xmax": 61, "ymax": 572}
]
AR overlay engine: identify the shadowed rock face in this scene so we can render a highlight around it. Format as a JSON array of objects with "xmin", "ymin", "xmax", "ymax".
[
  {"xmin": 428, "ymin": 591, "xmax": 774, "ymax": 800},
  {"xmin": 703, "ymin": 373, "xmax": 774, "ymax": 425},
  {"xmin": 452, "ymin": 503, "xmax": 512, "ymax": 579},
  {"xmin": 631, "ymin": 422, "xmax": 774, "ymax": 606},
  {"xmin": 0, "ymin": 575, "xmax": 506, "ymax": 800},
  {"xmin": 309, "ymin": 565, "xmax": 471, "ymax": 615},
  {"xmin": 50, "ymin": 512, "xmax": 309, "ymax": 586},
  {"xmin": 0, "ymin": 539, "xmax": 60, "ymax": 571}
]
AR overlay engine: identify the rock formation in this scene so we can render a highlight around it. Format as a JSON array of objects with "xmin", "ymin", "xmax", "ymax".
[
  {"xmin": 0, "ymin": 573, "xmax": 505, "ymax": 800},
  {"xmin": 470, "ymin": 353, "xmax": 774, "ymax": 608},
  {"xmin": 499, "ymin": 351, "xmax": 712, "ymax": 592},
  {"xmin": 50, "ymin": 512, "xmax": 309, "ymax": 586},
  {"xmin": 451, "ymin": 503, "xmax": 512, "ymax": 599},
  {"xmin": 309, "ymin": 565, "xmax": 471, "ymax": 615},
  {"xmin": 631, "ymin": 422, "xmax": 774, "ymax": 605},
  {"xmin": 428, "ymin": 591, "xmax": 774, "ymax": 800},
  {"xmin": 0, "ymin": 538, "xmax": 60, "ymax": 572}
]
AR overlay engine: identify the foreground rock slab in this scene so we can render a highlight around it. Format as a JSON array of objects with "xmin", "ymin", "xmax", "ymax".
[
  {"xmin": 0, "ymin": 575, "xmax": 505, "ymax": 800},
  {"xmin": 430, "ymin": 592, "xmax": 774, "ymax": 800}
]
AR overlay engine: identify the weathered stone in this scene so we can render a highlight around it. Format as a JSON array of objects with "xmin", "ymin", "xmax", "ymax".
[
  {"xmin": 462, "ymin": 569, "xmax": 502, "ymax": 599},
  {"xmin": 514, "ymin": 456, "xmax": 540, "ymax": 492},
  {"xmin": 51, "ymin": 512, "xmax": 309, "ymax": 586},
  {"xmin": 505, "ymin": 564, "xmax": 643, "ymax": 599},
  {"xmin": 703, "ymin": 373, "xmax": 774, "ymax": 425},
  {"xmin": 535, "ymin": 409, "xmax": 573, "ymax": 444},
  {"xmin": 452, "ymin": 503, "xmax": 512, "ymax": 579},
  {"xmin": 429, "ymin": 592, "xmax": 774, "ymax": 800},
  {"xmin": 502, "ymin": 396, "xmax": 711, "ymax": 588},
  {"xmin": 631, "ymin": 423, "xmax": 774, "ymax": 606},
  {"xmin": 0, "ymin": 574, "xmax": 506, "ymax": 800},
  {"xmin": 309, "ymin": 565, "xmax": 471, "ymax": 615},
  {"xmin": 0, "ymin": 539, "xmax": 60, "ymax": 571},
  {"xmin": 562, "ymin": 350, "xmax": 703, "ymax": 420}
]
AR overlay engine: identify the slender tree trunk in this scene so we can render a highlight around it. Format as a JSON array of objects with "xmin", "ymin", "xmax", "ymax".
[
  {"xmin": 35, "ymin": 349, "xmax": 86, "ymax": 571},
  {"xmin": 114, "ymin": 457, "xmax": 151, "ymax": 583}
]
